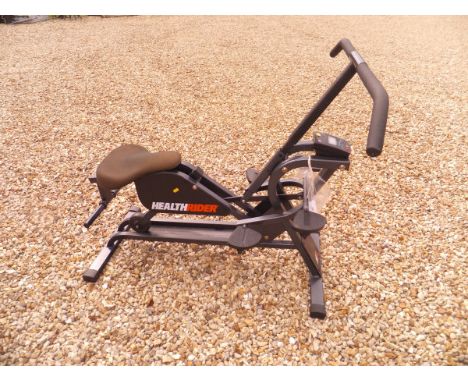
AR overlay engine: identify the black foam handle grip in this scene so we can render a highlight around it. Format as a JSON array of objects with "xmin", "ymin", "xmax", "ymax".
[{"xmin": 331, "ymin": 38, "xmax": 389, "ymax": 157}]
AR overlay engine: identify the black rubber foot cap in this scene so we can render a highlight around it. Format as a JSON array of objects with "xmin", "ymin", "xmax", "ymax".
[
  {"xmin": 310, "ymin": 304, "xmax": 326, "ymax": 319},
  {"xmin": 83, "ymin": 269, "xmax": 99, "ymax": 282}
]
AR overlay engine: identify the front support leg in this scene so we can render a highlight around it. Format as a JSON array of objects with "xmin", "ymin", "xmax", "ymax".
[
  {"xmin": 83, "ymin": 206, "xmax": 141, "ymax": 282},
  {"xmin": 309, "ymin": 275, "xmax": 326, "ymax": 319}
]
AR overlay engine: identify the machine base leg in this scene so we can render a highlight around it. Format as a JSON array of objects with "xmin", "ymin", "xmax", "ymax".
[
  {"xmin": 83, "ymin": 269, "xmax": 99, "ymax": 282},
  {"xmin": 309, "ymin": 275, "xmax": 326, "ymax": 319},
  {"xmin": 83, "ymin": 239, "xmax": 123, "ymax": 282},
  {"xmin": 83, "ymin": 206, "xmax": 140, "ymax": 282}
]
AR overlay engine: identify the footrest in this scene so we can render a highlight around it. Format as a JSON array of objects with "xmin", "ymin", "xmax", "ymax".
[
  {"xmin": 245, "ymin": 168, "xmax": 259, "ymax": 183},
  {"xmin": 228, "ymin": 226, "xmax": 262, "ymax": 249},
  {"xmin": 84, "ymin": 201, "xmax": 107, "ymax": 228},
  {"xmin": 291, "ymin": 209, "xmax": 326, "ymax": 234}
]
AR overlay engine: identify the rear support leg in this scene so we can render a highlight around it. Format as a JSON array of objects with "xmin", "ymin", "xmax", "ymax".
[{"xmin": 83, "ymin": 206, "xmax": 141, "ymax": 282}]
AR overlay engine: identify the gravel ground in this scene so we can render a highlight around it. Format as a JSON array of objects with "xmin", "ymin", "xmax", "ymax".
[{"xmin": 0, "ymin": 16, "xmax": 466, "ymax": 365}]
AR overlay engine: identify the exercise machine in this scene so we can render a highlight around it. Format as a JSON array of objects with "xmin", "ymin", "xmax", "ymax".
[{"xmin": 82, "ymin": 39, "xmax": 389, "ymax": 319}]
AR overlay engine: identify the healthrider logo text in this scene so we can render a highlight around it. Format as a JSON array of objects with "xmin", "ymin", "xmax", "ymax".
[{"xmin": 152, "ymin": 202, "xmax": 219, "ymax": 213}]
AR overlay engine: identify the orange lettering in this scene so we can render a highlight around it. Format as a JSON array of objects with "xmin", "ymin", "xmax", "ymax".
[{"xmin": 186, "ymin": 203, "xmax": 219, "ymax": 213}]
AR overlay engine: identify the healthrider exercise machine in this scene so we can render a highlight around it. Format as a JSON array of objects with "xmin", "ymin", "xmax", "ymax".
[{"xmin": 82, "ymin": 39, "xmax": 389, "ymax": 319}]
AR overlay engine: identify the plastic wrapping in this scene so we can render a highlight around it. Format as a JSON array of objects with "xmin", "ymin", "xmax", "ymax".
[{"xmin": 303, "ymin": 159, "xmax": 331, "ymax": 213}]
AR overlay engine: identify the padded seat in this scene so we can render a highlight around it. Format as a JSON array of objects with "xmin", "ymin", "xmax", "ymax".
[{"xmin": 96, "ymin": 144, "xmax": 181, "ymax": 190}]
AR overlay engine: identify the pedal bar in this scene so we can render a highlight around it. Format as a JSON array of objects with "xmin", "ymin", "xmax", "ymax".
[{"xmin": 84, "ymin": 202, "xmax": 107, "ymax": 228}]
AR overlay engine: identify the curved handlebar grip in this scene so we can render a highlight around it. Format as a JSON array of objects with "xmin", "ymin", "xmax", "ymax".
[{"xmin": 331, "ymin": 39, "xmax": 389, "ymax": 157}]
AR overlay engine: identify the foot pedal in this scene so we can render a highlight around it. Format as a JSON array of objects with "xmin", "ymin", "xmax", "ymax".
[
  {"xmin": 228, "ymin": 226, "xmax": 262, "ymax": 249},
  {"xmin": 245, "ymin": 168, "xmax": 269, "ymax": 189},
  {"xmin": 291, "ymin": 209, "xmax": 326, "ymax": 234},
  {"xmin": 246, "ymin": 168, "xmax": 259, "ymax": 183}
]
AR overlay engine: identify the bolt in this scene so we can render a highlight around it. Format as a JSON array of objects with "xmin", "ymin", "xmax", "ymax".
[
  {"xmin": 282, "ymin": 167, "xmax": 288, "ymax": 173},
  {"xmin": 339, "ymin": 164, "xmax": 346, "ymax": 170},
  {"xmin": 264, "ymin": 235, "xmax": 269, "ymax": 240},
  {"xmin": 192, "ymin": 185, "xmax": 197, "ymax": 190}
]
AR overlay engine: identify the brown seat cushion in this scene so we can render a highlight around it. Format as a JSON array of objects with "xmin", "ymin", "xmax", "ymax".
[{"xmin": 96, "ymin": 144, "xmax": 181, "ymax": 190}]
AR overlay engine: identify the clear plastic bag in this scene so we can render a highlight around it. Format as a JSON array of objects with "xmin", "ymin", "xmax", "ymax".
[{"xmin": 303, "ymin": 158, "xmax": 331, "ymax": 213}]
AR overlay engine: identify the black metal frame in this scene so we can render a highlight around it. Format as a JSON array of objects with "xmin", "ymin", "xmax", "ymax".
[{"xmin": 83, "ymin": 39, "xmax": 388, "ymax": 319}]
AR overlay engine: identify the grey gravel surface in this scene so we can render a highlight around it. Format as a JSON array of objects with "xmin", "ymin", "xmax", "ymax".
[{"xmin": 0, "ymin": 16, "xmax": 466, "ymax": 365}]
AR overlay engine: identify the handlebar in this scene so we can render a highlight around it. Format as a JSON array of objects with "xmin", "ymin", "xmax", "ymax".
[{"xmin": 330, "ymin": 39, "xmax": 389, "ymax": 157}]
